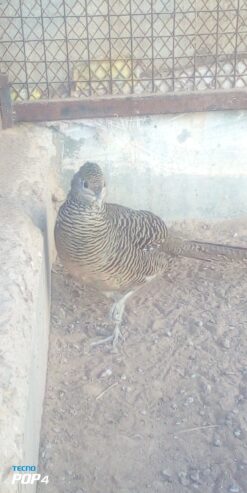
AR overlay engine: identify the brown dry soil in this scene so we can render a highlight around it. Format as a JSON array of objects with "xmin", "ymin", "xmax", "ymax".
[{"xmin": 38, "ymin": 219, "xmax": 247, "ymax": 493}]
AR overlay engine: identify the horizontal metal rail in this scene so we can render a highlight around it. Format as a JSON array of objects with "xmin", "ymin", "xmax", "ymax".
[{"xmin": 13, "ymin": 89, "xmax": 247, "ymax": 123}]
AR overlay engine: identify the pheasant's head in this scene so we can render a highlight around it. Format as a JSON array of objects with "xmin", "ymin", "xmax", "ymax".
[{"xmin": 69, "ymin": 162, "xmax": 106, "ymax": 206}]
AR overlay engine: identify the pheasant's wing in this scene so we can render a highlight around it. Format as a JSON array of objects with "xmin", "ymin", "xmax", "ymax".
[{"xmin": 106, "ymin": 203, "xmax": 168, "ymax": 250}]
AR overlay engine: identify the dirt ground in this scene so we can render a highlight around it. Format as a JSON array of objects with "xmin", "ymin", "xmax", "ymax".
[{"xmin": 38, "ymin": 219, "xmax": 247, "ymax": 493}]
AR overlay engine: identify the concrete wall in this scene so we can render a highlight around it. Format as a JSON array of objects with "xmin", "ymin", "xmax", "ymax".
[
  {"xmin": 51, "ymin": 110, "xmax": 247, "ymax": 222},
  {"xmin": 0, "ymin": 126, "xmax": 58, "ymax": 492}
]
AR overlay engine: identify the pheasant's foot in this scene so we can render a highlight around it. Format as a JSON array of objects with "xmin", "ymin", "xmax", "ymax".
[
  {"xmin": 112, "ymin": 324, "xmax": 123, "ymax": 348},
  {"xmin": 91, "ymin": 334, "xmax": 114, "ymax": 347},
  {"xmin": 91, "ymin": 324, "xmax": 123, "ymax": 348}
]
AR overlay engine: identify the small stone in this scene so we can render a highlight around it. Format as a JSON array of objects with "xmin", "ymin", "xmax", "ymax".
[
  {"xmin": 121, "ymin": 374, "xmax": 127, "ymax": 380},
  {"xmin": 165, "ymin": 330, "xmax": 172, "ymax": 337},
  {"xmin": 178, "ymin": 472, "xmax": 190, "ymax": 486},
  {"xmin": 233, "ymin": 428, "xmax": 242, "ymax": 438},
  {"xmin": 213, "ymin": 437, "xmax": 221, "ymax": 447},
  {"xmin": 225, "ymin": 412, "xmax": 234, "ymax": 426},
  {"xmin": 99, "ymin": 368, "xmax": 112, "ymax": 378},
  {"xmin": 229, "ymin": 484, "xmax": 240, "ymax": 493},
  {"xmin": 140, "ymin": 409, "xmax": 147, "ymax": 415},
  {"xmin": 126, "ymin": 386, "xmax": 132, "ymax": 393},
  {"xmin": 161, "ymin": 470, "xmax": 172, "ymax": 482},
  {"xmin": 222, "ymin": 338, "xmax": 231, "ymax": 349},
  {"xmin": 202, "ymin": 383, "xmax": 211, "ymax": 393},
  {"xmin": 190, "ymin": 469, "xmax": 201, "ymax": 484},
  {"xmin": 237, "ymin": 394, "xmax": 244, "ymax": 403}
]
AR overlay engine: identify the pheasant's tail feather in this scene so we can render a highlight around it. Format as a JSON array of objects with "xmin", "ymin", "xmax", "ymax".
[{"xmin": 163, "ymin": 236, "xmax": 247, "ymax": 262}]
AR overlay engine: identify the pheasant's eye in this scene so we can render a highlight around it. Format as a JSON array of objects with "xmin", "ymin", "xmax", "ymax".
[{"xmin": 83, "ymin": 180, "xmax": 89, "ymax": 189}]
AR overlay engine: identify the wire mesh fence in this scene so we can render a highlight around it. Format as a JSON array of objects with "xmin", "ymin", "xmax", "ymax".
[{"xmin": 0, "ymin": 0, "xmax": 247, "ymax": 102}]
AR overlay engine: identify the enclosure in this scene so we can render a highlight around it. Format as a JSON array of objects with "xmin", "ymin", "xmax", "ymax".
[{"xmin": 1, "ymin": 1, "xmax": 247, "ymax": 493}]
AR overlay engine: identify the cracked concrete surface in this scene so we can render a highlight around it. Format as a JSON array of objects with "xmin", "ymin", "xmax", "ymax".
[{"xmin": 0, "ymin": 125, "xmax": 57, "ymax": 492}]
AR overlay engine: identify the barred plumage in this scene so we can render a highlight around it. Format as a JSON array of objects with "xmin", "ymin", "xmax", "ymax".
[{"xmin": 55, "ymin": 161, "xmax": 247, "ymax": 346}]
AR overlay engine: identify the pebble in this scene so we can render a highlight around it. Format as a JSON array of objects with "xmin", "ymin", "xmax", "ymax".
[
  {"xmin": 178, "ymin": 472, "xmax": 190, "ymax": 486},
  {"xmin": 187, "ymin": 396, "xmax": 194, "ymax": 404},
  {"xmin": 161, "ymin": 470, "xmax": 172, "ymax": 482},
  {"xmin": 99, "ymin": 368, "xmax": 112, "ymax": 378},
  {"xmin": 233, "ymin": 428, "xmax": 242, "ymax": 438},
  {"xmin": 213, "ymin": 437, "xmax": 221, "ymax": 447},
  {"xmin": 237, "ymin": 394, "xmax": 244, "ymax": 403},
  {"xmin": 165, "ymin": 330, "xmax": 172, "ymax": 337},
  {"xmin": 190, "ymin": 469, "xmax": 201, "ymax": 484},
  {"xmin": 121, "ymin": 374, "xmax": 127, "ymax": 380},
  {"xmin": 229, "ymin": 485, "xmax": 240, "ymax": 493},
  {"xmin": 222, "ymin": 337, "xmax": 231, "ymax": 349}
]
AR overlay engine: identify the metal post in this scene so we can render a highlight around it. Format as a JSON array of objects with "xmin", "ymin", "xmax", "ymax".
[{"xmin": 0, "ymin": 74, "xmax": 13, "ymax": 129}]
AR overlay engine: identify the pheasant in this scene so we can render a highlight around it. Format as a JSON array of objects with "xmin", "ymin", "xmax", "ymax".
[{"xmin": 55, "ymin": 161, "xmax": 247, "ymax": 346}]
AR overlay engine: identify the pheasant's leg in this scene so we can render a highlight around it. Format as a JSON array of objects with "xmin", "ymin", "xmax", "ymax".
[
  {"xmin": 91, "ymin": 291, "xmax": 134, "ymax": 347},
  {"xmin": 110, "ymin": 291, "xmax": 134, "ymax": 346}
]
